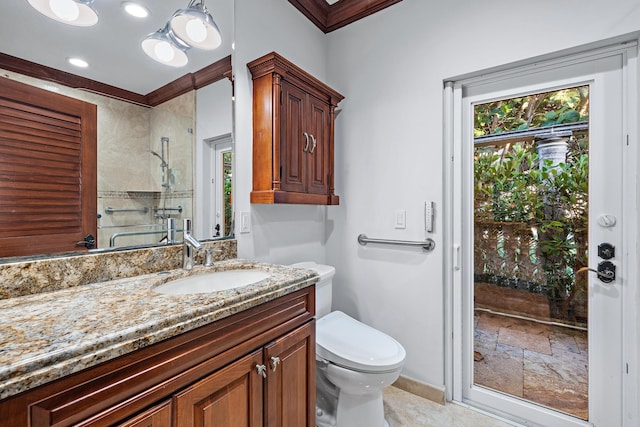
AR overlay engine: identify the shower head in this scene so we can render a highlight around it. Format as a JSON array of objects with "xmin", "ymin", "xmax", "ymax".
[{"xmin": 148, "ymin": 149, "xmax": 168, "ymax": 167}]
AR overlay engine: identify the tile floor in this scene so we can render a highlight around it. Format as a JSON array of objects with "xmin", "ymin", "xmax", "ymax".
[
  {"xmin": 473, "ymin": 311, "xmax": 588, "ymax": 419},
  {"xmin": 383, "ymin": 386, "xmax": 517, "ymax": 427}
]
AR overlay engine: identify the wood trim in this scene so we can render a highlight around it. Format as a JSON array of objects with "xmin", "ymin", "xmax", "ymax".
[
  {"xmin": 287, "ymin": 0, "xmax": 403, "ymax": 33},
  {"xmin": 0, "ymin": 53, "xmax": 232, "ymax": 107},
  {"xmin": 0, "ymin": 52, "xmax": 149, "ymax": 105},
  {"xmin": 392, "ymin": 375, "xmax": 446, "ymax": 405},
  {"xmin": 250, "ymin": 190, "xmax": 339, "ymax": 205},
  {"xmin": 288, "ymin": 0, "xmax": 329, "ymax": 30},
  {"xmin": 327, "ymin": 0, "xmax": 403, "ymax": 32},
  {"xmin": 247, "ymin": 52, "xmax": 344, "ymax": 105},
  {"xmin": 146, "ymin": 55, "xmax": 232, "ymax": 106}
]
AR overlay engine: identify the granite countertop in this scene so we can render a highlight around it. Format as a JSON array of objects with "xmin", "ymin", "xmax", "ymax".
[{"xmin": 0, "ymin": 259, "xmax": 318, "ymax": 401}]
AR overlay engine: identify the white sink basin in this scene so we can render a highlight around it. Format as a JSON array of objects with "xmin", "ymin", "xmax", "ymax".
[{"xmin": 153, "ymin": 270, "xmax": 270, "ymax": 295}]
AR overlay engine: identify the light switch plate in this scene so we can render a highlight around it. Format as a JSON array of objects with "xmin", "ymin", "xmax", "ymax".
[
  {"xmin": 394, "ymin": 210, "xmax": 406, "ymax": 229},
  {"xmin": 240, "ymin": 211, "xmax": 251, "ymax": 233}
]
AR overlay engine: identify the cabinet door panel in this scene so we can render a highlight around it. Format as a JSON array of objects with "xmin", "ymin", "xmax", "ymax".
[
  {"xmin": 173, "ymin": 349, "xmax": 263, "ymax": 427},
  {"xmin": 117, "ymin": 400, "xmax": 172, "ymax": 427},
  {"xmin": 264, "ymin": 321, "xmax": 316, "ymax": 427},
  {"xmin": 307, "ymin": 96, "xmax": 331, "ymax": 195},
  {"xmin": 280, "ymin": 81, "xmax": 306, "ymax": 193}
]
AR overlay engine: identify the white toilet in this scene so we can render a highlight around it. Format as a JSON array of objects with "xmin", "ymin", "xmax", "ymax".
[{"xmin": 291, "ymin": 262, "xmax": 406, "ymax": 427}]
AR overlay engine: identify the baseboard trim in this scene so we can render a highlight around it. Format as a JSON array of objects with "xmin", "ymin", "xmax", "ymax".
[{"xmin": 392, "ymin": 375, "xmax": 446, "ymax": 405}]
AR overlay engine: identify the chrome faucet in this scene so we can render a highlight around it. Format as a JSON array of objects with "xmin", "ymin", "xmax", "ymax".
[
  {"xmin": 166, "ymin": 218, "xmax": 177, "ymax": 244},
  {"xmin": 182, "ymin": 219, "xmax": 202, "ymax": 270}
]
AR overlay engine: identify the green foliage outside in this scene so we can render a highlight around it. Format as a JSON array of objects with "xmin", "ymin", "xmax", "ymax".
[
  {"xmin": 474, "ymin": 87, "xmax": 589, "ymax": 137},
  {"xmin": 223, "ymin": 152, "xmax": 233, "ymax": 236},
  {"xmin": 474, "ymin": 87, "xmax": 590, "ymax": 321}
]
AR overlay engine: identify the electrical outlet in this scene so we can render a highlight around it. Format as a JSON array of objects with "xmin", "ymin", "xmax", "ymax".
[
  {"xmin": 240, "ymin": 211, "xmax": 251, "ymax": 233},
  {"xmin": 394, "ymin": 210, "xmax": 406, "ymax": 229}
]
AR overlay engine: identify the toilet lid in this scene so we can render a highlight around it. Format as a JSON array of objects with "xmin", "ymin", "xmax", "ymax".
[{"xmin": 316, "ymin": 311, "xmax": 406, "ymax": 373}]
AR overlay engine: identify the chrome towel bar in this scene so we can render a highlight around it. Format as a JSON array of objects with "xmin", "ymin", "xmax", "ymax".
[
  {"xmin": 357, "ymin": 234, "xmax": 435, "ymax": 252},
  {"xmin": 105, "ymin": 207, "xmax": 149, "ymax": 214},
  {"xmin": 154, "ymin": 205, "xmax": 183, "ymax": 213}
]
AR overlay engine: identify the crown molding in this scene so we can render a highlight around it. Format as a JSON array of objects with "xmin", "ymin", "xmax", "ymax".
[
  {"xmin": 288, "ymin": 0, "xmax": 402, "ymax": 33},
  {"xmin": 0, "ymin": 53, "xmax": 232, "ymax": 107}
]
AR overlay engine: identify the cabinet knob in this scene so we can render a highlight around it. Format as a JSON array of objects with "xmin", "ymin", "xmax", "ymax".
[
  {"xmin": 256, "ymin": 364, "xmax": 267, "ymax": 378},
  {"xmin": 270, "ymin": 356, "xmax": 281, "ymax": 372},
  {"xmin": 309, "ymin": 134, "xmax": 317, "ymax": 154},
  {"xmin": 303, "ymin": 132, "xmax": 310, "ymax": 152}
]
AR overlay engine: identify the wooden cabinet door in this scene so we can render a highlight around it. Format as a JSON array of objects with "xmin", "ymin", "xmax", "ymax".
[
  {"xmin": 279, "ymin": 81, "xmax": 307, "ymax": 194},
  {"xmin": 173, "ymin": 349, "xmax": 264, "ymax": 427},
  {"xmin": 264, "ymin": 321, "xmax": 316, "ymax": 427},
  {"xmin": 0, "ymin": 77, "xmax": 97, "ymax": 257},
  {"xmin": 117, "ymin": 401, "xmax": 172, "ymax": 427},
  {"xmin": 306, "ymin": 95, "xmax": 331, "ymax": 195}
]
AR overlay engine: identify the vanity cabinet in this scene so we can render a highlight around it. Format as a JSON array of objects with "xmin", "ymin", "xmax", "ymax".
[
  {"xmin": 117, "ymin": 401, "xmax": 172, "ymax": 427},
  {"xmin": 248, "ymin": 52, "xmax": 344, "ymax": 205},
  {"xmin": 0, "ymin": 287, "xmax": 315, "ymax": 427}
]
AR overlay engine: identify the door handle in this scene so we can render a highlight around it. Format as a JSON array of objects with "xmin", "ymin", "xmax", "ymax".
[
  {"xmin": 75, "ymin": 234, "xmax": 96, "ymax": 249},
  {"xmin": 576, "ymin": 263, "xmax": 616, "ymax": 283},
  {"xmin": 303, "ymin": 132, "xmax": 310, "ymax": 152},
  {"xmin": 256, "ymin": 364, "xmax": 267, "ymax": 378},
  {"xmin": 309, "ymin": 134, "xmax": 317, "ymax": 154},
  {"xmin": 270, "ymin": 356, "xmax": 280, "ymax": 372}
]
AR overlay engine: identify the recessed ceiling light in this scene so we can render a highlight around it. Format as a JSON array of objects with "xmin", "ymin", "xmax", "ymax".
[
  {"xmin": 67, "ymin": 57, "xmax": 89, "ymax": 68},
  {"xmin": 122, "ymin": 1, "xmax": 150, "ymax": 18}
]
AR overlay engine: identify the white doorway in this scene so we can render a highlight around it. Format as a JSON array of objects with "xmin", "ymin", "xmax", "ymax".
[
  {"xmin": 445, "ymin": 42, "xmax": 638, "ymax": 426},
  {"xmin": 202, "ymin": 133, "xmax": 232, "ymax": 239}
]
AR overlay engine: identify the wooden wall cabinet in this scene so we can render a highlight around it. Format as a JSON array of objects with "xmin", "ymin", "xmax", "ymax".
[
  {"xmin": 0, "ymin": 287, "xmax": 316, "ymax": 427},
  {"xmin": 248, "ymin": 52, "xmax": 344, "ymax": 205}
]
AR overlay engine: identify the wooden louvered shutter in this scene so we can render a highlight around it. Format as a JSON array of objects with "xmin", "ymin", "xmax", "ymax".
[{"xmin": 0, "ymin": 78, "xmax": 97, "ymax": 257}]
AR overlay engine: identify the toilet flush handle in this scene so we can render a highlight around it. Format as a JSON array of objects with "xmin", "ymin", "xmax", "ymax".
[{"xmin": 270, "ymin": 356, "xmax": 281, "ymax": 372}]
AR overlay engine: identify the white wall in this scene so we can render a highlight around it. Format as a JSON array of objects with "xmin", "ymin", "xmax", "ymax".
[
  {"xmin": 195, "ymin": 80, "xmax": 233, "ymax": 239},
  {"xmin": 231, "ymin": 0, "xmax": 640, "ymax": 411},
  {"xmin": 324, "ymin": 0, "xmax": 640, "ymax": 391},
  {"xmin": 234, "ymin": 0, "xmax": 331, "ymax": 265}
]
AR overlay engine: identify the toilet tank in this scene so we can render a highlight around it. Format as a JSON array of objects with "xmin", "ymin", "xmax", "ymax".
[{"xmin": 290, "ymin": 262, "xmax": 335, "ymax": 318}]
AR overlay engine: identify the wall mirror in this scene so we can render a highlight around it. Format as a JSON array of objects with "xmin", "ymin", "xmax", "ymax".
[{"xmin": 0, "ymin": 0, "xmax": 234, "ymax": 261}]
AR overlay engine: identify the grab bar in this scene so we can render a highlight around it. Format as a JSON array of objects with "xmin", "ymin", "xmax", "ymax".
[
  {"xmin": 98, "ymin": 223, "xmax": 165, "ymax": 229},
  {"xmin": 357, "ymin": 234, "xmax": 435, "ymax": 252},
  {"xmin": 110, "ymin": 228, "xmax": 184, "ymax": 247},
  {"xmin": 105, "ymin": 207, "xmax": 149, "ymax": 214},
  {"xmin": 154, "ymin": 205, "xmax": 183, "ymax": 213}
]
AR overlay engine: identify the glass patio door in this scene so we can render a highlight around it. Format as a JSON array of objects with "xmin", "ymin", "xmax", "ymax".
[{"xmin": 451, "ymin": 44, "xmax": 635, "ymax": 426}]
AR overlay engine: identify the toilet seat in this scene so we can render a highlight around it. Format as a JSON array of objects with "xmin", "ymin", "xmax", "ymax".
[{"xmin": 316, "ymin": 311, "xmax": 406, "ymax": 373}]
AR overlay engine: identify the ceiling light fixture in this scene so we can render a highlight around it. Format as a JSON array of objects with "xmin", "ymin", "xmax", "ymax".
[
  {"xmin": 122, "ymin": 1, "xmax": 149, "ymax": 19},
  {"xmin": 168, "ymin": 0, "xmax": 222, "ymax": 50},
  {"xmin": 27, "ymin": 0, "xmax": 99, "ymax": 26},
  {"xmin": 141, "ymin": 24, "xmax": 189, "ymax": 67},
  {"xmin": 141, "ymin": 0, "xmax": 222, "ymax": 67},
  {"xmin": 67, "ymin": 57, "xmax": 89, "ymax": 68}
]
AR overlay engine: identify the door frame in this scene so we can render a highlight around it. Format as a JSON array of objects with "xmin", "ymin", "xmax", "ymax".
[
  {"xmin": 443, "ymin": 38, "xmax": 639, "ymax": 426},
  {"xmin": 200, "ymin": 133, "xmax": 232, "ymax": 239}
]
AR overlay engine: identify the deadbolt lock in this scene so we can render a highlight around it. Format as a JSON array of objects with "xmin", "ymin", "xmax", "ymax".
[{"xmin": 597, "ymin": 243, "xmax": 615, "ymax": 260}]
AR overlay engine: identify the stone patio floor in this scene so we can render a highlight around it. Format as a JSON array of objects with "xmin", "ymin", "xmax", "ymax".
[{"xmin": 473, "ymin": 310, "xmax": 588, "ymax": 420}]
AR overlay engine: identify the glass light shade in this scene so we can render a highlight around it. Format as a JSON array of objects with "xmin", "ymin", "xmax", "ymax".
[
  {"xmin": 169, "ymin": 3, "xmax": 222, "ymax": 50},
  {"xmin": 27, "ymin": 0, "xmax": 98, "ymax": 26},
  {"xmin": 141, "ymin": 27, "xmax": 189, "ymax": 67}
]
